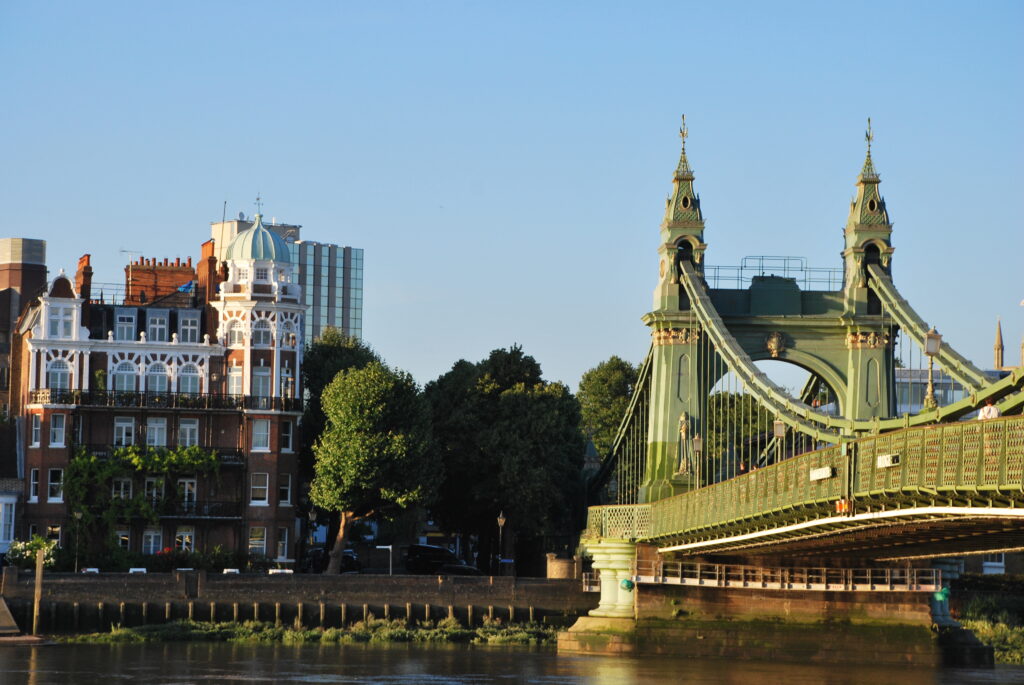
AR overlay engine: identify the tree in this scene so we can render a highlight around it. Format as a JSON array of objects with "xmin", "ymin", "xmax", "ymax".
[
  {"xmin": 425, "ymin": 345, "xmax": 585, "ymax": 572},
  {"xmin": 577, "ymin": 356, "xmax": 639, "ymax": 457},
  {"xmin": 310, "ymin": 361, "xmax": 437, "ymax": 574}
]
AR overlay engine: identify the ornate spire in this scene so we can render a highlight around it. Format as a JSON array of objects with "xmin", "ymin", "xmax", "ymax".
[
  {"xmin": 675, "ymin": 115, "xmax": 693, "ymax": 179},
  {"xmin": 860, "ymin": 117, "xmax": 878, "ymax": 180},
  {"xmin": 995, "ymin": 318, "xmax": 1005, "ymax": 369}
]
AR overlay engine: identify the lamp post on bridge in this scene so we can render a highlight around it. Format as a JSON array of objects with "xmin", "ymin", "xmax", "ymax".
[
  {"xmin": 496, "ymin": 511, "xmax": 506, "ymax": 576},
  {"xmin": 924, "ymin": 328, "xmax": 942, "ymax": 411},
  {"xmin": 692, "ymin": 434, "xmax": 703, "ymax": 486}
]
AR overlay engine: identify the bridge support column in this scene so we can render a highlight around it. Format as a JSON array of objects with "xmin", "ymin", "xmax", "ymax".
[{"xmin": 587, "ymin": 540, "xmax": 637, "ymax": 618}]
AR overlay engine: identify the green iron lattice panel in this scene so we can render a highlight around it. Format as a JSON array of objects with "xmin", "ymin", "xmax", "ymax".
[
  {"xmin": 1007, "ymin": 420, "xmax": 1024, "ymax": 484},
  {"xmin": 981, "ymin": 421, "xmax": 1003, "ymax": 487},
  {"xmin": 941, "ymin": 426, "xmax": 963, "ymax": 489},
  {"xmin": 905, "ymin": 428, "xmax": 924, "ymax": 489}
]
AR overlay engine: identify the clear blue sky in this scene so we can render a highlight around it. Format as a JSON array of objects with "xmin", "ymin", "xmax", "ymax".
[{"xmin": 2, "ymin": 2, "xmax": 1022, "ymax": 389}]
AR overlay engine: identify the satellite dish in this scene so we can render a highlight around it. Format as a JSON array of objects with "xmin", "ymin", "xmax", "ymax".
[{"xmin": 237, "ymin": 211, "xmax": 245, "ymax": 220}]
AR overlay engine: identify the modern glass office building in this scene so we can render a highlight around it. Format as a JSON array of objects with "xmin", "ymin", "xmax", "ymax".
[{"xmin": 288, "ymin": 241, "xmax": 363, "ymax": 343}]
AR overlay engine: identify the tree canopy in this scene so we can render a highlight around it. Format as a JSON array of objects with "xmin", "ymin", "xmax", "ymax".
[
  {"xmin": 577, "ymin": 356, "xmax": 639, "ymax": 457},
  {"xmin": 311, "ymin": 360, "xmax": 437, "ymax": 573},
  {"xmin": 425, "ymin": 345, "xmax": 584, "ymax": 567}
]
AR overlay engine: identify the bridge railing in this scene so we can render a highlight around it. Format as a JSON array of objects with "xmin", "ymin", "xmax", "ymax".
[
  {"xmin": 585, "ymin": 504, "xmax": 653, "ymax": 540},
  {"xmin": 632, "ymin": 560, "xmax": 940, "ymax": 592}
]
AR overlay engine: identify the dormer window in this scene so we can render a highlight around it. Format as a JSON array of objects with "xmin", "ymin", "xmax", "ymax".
[
  {"xmin": 147, "ymin": 313, "xmax": 168, "ymax": 342},
  {"xmin": 179, "ymin": 316, "xmax": 200, "ymax": 343},
  {"xmin": 255, "ymin": 268, "xmax": 269, "ymax": 281},
  {"xmin": 115, "ymin": 310, "xmax": 136, "ymax": 341},
  {"xmin": 47, "ymin": 308, "xmax": 73, "ymax": 339}
]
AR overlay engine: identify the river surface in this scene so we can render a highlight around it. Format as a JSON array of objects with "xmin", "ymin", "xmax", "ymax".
[{"xmin": 2, "ymin": 643, "xmax": 1023, "ymax": 684}]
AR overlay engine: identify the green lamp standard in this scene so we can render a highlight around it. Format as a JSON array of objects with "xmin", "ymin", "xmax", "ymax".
[
  {"xmin": 923, "ymin": 328, "xmax": 943, "ymax": 411},
  {"xmin": 691, "ymin": 434, "xmax": 703, "ymax": 487}
]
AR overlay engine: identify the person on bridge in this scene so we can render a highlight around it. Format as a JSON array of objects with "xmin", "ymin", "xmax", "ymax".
[{"xmin": 979, "ymin": 397, "xmax": 1001, "ymax": 420}]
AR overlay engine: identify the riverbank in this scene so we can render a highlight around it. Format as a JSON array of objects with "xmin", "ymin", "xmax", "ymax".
[{"xmin": 58, "ymin": 616, "xmax": 557, "ymax": 646}]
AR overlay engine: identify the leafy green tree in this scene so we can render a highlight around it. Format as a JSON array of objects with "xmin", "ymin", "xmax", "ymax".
[
  {"xmin": 311, "ymin": 361, "xmax": 437, "ymax": 574},
  {"xmin": 425, "ymin": 345, "xmax": 584, "ymax": 571},
  {"xmin": 577, "ymin": 356, "xmax": 639, "ymax": 457}
]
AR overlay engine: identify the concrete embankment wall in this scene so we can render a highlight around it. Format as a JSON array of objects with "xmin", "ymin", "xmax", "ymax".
[{"xmin": 0, "ymin": 568, "xmax": 598, "ymax": 634}]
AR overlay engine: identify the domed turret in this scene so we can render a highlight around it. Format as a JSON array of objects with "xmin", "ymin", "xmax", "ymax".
[{"xmin": 225, "ymin": 214, "xmax": 291, "ymax": 264}]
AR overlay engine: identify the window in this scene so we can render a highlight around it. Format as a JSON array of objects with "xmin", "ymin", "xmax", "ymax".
[
  {"xmin": 276, "ymin": 527, "xmax": 289, "ymax": 560},
  {"xmin": 280, "ymin": 368, "xmax": 294, "ymax": 399},
  {"xmin": 280, "ymin": 420, "xmax": 293, "ymax": 452},
  {"xmin": 114, "ymin": 417, "xmax": 134, "ymax": 446},
  {"xmin": 248, "ymin": 526, "xmax": 266, "ymax": 556},
  {"xmin": 115, "ymin": 311, "xmax": 136, "ymax": 341},
  {"xmin": 179, "ymin": 316, "xmax": 200, "ymax": 343},
  {"xmin": 174, "ymin": 526, "xmax": 194, "ymax": 552},
  {"xmin": 30, "ymin": 415, "xmax": 40, "ymax": 446},
  {"xmin": 252, "ymin": 319, "xmax": 271, "ymax": 346},
  {"xmin": 252, "ymin": 419, "xmax": 270, "ymax": 451},
  {"xmin": 0, "ymin": 502, "xmax": 15, "ymax": 545},
  {"xmin": 46, "ymin": 525, "xmax": 61, "ymax": 546},
  {"xmin": 49, "ymin": 414, "xmax": 66, "ymax": 447},
  {"xmin": 147, "ymin": 313, "xmax": 168, "ymax": 342},
  {"xmin": 28, "ymin": 524, "xmax": 38, "ymax": 539},
  {"xmin": 177, "ymin": 478, "xmax": 197, "ymax": 506},
  {"xmin": 255, "ymin": 268, "xmax": 268, "ymax": 281},
  {"xmin": 278, "ymin": 474, "xmax": 291, "ymax": 505},
  {"xmin": 116, "ymin": 529, "xmax": 130, "ymax": 550},
  {"xmin": 47, "ymin": 468, "xmax": 63, "ymax": 502},
  {"xmin": 29, "ymin": 469, "xmax": 39, "ymax": 502},
  {"xmin": 146, "ymin": 418, "xmax": 167, "ymax": 447},
  {"xmin": 281, "ymin": 322, "xmax": 297, "ymax": 348},
  {"xmin": 146, "ymin": 363, "xmax": 169, "ymax": 392},
  {"xmin": 144, "ymin": 477, "xmax": 164, "ymax": 504},
  {"xmin": 47, "ymin": 307, "xmax": 73, "ymax": 338},
  {"xmin": 178, "ymin": 418, "xmax": 199, "ymax": 447},
  {"xmin": 112, "ymin": 478, "xmax": 132, "ymax": 499},
  {"xmin": 227, "ymin": 320, "xmax": 244, "ymax": 346},
  {"xmin": 237, "ymin": 267, "xmax": 249, "ymax": 282},
  {"xmin": 250, "ymin": 472, "xmax": 269, "ymax": 505},
  {"xmin": 178, "ymin": 364, "xmax": 200, "ymax": 394},
  {"xmin": 227, "ymin": 367, "xmax": 243, "ymax": 395},
  {"xmin": 113, "ymin": 362, "xmax": 137, "ymax": 392},
  {"xmin": 47, "ymin": 360, "xmax": 71, "ymax": 390},
  {"xmin": 252, "ymin": 368, "xmax": 271, "ymax": 397},
  {"xmin": 142, "ymin": 528, "xmax": 162, "ymax": 555}
]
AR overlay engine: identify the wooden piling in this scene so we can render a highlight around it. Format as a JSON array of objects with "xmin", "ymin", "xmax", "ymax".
[
  {"xmin": 188, "ymin": 601, "xmax": 194, "ymax": 621},
  {"xmin": 165, "ymin": 602, "xmax": 172, "ymax": 621},
  {"xmin": 73, "ymin": 602, "xmax": 80, "ymax": 631},
  {"xmin": 142, "ymin": 602, "xmax": 148, "ymax": 625},
  {"xmin": 274, "ymin": 602, "xmax": 281, "ymax": 626},
  {"xmin": 319, "ymin": 602, "xmax": 325, "ymax": 628},
  {"xmin": 210, "ymin": 602, "xmax": 216, "ymax": 623},
  {"xmin": 233, "ymin": 603, "xmax": 239, "ymax": 623}
]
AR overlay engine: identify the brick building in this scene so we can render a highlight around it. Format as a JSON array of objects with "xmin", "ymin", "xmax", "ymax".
[{"xmin": 11, "ymin": 215, "xmax": 303, "ymax": 564}]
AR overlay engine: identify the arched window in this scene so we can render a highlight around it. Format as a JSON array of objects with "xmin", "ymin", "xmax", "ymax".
[
  {"xmin": 178, "ymin": 363, "xmax": 200, "ymax": 394},
  {"xmin": 227, "ymin": 320, "xmax": 244, "ymax": 346},
  {"xmin": 252, "ymin": 319, "xmax": 271, "ymax": 346},
  {"xmin": 113, "ymin": 361, "xmax": 137, "ymax": 392},
  {"xmin": 146, "ymin": 362, "xmax": 169, "ymax": 393},
  {"xmin": 47, "ymin": 360, "xmax": 71, "ymax": 390}
]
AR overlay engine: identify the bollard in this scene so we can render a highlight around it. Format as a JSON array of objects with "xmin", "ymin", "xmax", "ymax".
[
  {"xmin": 275, "ymin": 602, "xmax": 281, "ymax": 626},
  {"xmin": 165, "ymin": 602, "xmax": 172, "ymax": 621},
  {"xmin": 210, "ymin": 602, "xmax": 216, "ymax": 623},
  {"xmin": 188, "ymin": 601, "xmax": 194, "ymax": 621},
  {"xmin": 233, "ymin": 603, "xmax": 239, "ymax": 623},
  {"xmin": 319, "ymin": 602, "xmax": 325, "ymax": 628},
  {"xmin": 142, "ymin": 602, "xmax": 149, "ymax": 625},
  {"xmin": 73, "ymin": 602, "xmax": 80, "ymax": 632}
]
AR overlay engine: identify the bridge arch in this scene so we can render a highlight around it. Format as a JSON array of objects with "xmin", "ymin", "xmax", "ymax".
[{"xmin": 747, "ymin": 349, "xmax": 848, "ymax": 418}]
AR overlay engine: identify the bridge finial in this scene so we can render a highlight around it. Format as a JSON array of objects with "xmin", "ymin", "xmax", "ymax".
[
  {"xmin": 861, "ymin": 117, "xmax": 878, "ymax": 179},
  {"xmin": 675, "ymin": 115, "xmax": 693, "ymax": 178}
]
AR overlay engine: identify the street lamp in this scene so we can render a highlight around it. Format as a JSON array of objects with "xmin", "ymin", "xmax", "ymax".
[
  {"xmin": 73, "ymin": 510, "xmax": 83, "ymax": 573},
  {"xmin": 923, "ymin": 327, "xmax": 942, "ymax": 410},
  {"xmin": 773, "ymin": 419, "xmax": 786, "ymax": 464},
  {"xmin": 496, "ymin": 510, "xmax": 506, "ymax": 575}
]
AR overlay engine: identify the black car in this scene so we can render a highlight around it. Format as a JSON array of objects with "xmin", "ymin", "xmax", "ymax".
[
  {"xmin": 404, "ymin": 544, "xmax": 481, "ymax": 575},
  {"xmin": 300, "ymin": 547, "xmax": 361, "ymax": 574}
]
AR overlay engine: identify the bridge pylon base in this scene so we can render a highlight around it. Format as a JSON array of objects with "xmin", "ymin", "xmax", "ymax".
[{"xmin": 584, "ymin": 539, "xmax": 637, "ymax": 619}]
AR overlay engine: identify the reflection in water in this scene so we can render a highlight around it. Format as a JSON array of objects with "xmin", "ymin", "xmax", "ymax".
[{"xmin": 1, "ymin": 643, "xmax": 1023, "ymax": 684}]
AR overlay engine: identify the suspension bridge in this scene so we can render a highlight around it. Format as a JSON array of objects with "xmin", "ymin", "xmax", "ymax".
[{"xmin": 581, "ymin": 119, "xmax": 1024, "ymax": 618}]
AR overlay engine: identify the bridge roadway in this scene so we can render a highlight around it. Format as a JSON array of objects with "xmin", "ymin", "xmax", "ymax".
[{"xmin": 585, "ymin": 414, "xmax": 1024, "ymax": 559}]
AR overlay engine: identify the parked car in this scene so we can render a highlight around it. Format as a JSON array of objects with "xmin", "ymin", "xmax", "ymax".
[
  {"xmin": 404, "ymin": 544, "xmax": 482, "ymax": 575},
  {"xmin": 300, "ymin": 547, "xmax": 361, "ymax": 574}
]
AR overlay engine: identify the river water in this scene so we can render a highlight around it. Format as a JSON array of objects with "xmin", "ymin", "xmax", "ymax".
[{"xmin": 2, "ymin": 643, "xmax": 1023, "ymax": 684}]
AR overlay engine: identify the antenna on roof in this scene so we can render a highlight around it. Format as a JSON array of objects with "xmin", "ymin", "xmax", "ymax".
[
  {"xmin": 221, "ymin": 200, "xmax": 227, "ymax": 226},
  {"xmin": 120, "ymin": 249, "xmax": 142, "ymax": 304}
]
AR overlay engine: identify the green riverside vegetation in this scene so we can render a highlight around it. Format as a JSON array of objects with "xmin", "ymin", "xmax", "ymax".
[
  {"xmin": 959, "ymin": 594, "xmax": 1024, "ymax": 664},
  {"xmin": 59, "ymin": 617, "xmax": 557, "ymax": 646}
]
